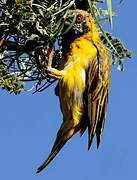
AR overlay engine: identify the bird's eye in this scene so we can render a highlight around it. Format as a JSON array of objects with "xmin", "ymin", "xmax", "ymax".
[{"xmin": 76, "ymin": 14, "xmax": 84, "ymax": 23}]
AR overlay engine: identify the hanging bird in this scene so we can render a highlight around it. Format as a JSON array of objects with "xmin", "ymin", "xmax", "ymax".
[{"xmin": 37, "ymin": 9, "xmax": 110, "ymax": 173}]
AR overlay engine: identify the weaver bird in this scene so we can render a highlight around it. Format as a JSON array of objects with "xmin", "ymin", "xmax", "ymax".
[{"xmin": 37, "ymin": 9, "xmax": 110, "ymax": 173}]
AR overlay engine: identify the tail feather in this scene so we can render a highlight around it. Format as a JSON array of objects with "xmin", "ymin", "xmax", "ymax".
[
  {"xmin": 36, "ymin": 123, "xmax": 81, "ymax": 173},
  {"xmin": 80, "ymin": 120, "xmax": 87, "ymax": 137},
  {"xmin": 87, "ymin": 86, "xmax": 108, "ymax": 149},
  {"xmin": 96, "ymin": 90, "xmax": 108, "ymax": 148},
  {"xmin": 88, "ymin": 130, "xmax": 94, "ymax": 150},
  {"xmin": 36, "ymin": 139, "xmax": 66, "ymax": 173}
]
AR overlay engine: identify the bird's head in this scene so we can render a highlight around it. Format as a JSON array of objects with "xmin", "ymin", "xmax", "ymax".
[{"xmin": 66, "ymin": 9, "xmax": 100, "ymax": 42}]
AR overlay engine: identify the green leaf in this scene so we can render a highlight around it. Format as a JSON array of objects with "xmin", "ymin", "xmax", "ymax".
[
  {"xmin": 0, "ymin": 65, "xmax": 24, "ymax": 94},
  {"xmin": 107, "ymin": 0, "xmax": 113, "ymax": 28}
]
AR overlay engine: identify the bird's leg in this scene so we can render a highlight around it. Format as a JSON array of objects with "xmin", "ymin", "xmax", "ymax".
[
  {"xmin": 45, "ymin": 42, "xmax": 65, "ymax": 79},
  {"xmin": 47, "ymin": 66, "xmax": 65, "ymax": 79}
]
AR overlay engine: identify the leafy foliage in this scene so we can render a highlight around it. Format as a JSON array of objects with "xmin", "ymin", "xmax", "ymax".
[
  {"xmin": 101, "ymin": 32, "xmax": 132, "ymax": 71},
  {"xmin": 0, "ymin": 0, "xmax": 132, "ymax": 94},
  {"xmin": 0, "ymin": 64, "xmax": 24, "ymax": 94}
]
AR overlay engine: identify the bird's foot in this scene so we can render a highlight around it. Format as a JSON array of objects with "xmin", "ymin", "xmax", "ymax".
[{"xmin": 47, "ymin": 66, "xmax": 63, "ymax": 79}]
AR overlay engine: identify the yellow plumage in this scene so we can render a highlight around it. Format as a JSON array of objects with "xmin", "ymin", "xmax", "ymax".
[{"xmin": 37, "ymin": 9, "xmax": 110, "ymax": 173}]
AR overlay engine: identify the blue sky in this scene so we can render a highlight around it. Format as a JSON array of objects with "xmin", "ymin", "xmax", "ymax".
[{"xmin": 0, "ymin": 1, "xmax": 137, "ymax": 180}]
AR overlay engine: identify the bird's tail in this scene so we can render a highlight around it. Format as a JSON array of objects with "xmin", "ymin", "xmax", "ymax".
[{"xmin": 36, "ymin": 121, "xmax": 82, "ymax": 173}]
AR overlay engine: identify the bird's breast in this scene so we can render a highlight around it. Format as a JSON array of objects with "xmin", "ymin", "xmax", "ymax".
[
  {"xmin": 59, "ymin": 37, "xmax": 98, "ymax": 101},
  {"xmin": 62, "ymin": 65, "xmax": 86, "ymax": 94}
]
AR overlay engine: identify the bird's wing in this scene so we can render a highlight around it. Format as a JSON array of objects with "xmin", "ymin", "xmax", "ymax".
[{"xmin": 86, "ymin": 52, "xmax": 110, "ymax": 150}]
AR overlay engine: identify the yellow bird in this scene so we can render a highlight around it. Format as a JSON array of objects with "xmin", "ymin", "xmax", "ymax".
[{"xmin": 37, "ymin": 9, "xmax": 110, "ymax": 173}]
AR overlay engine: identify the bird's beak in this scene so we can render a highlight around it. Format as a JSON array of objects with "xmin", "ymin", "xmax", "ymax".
[{"xmin": 73, "ymin": 22, "xmax": 84, "ymax": 34}]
